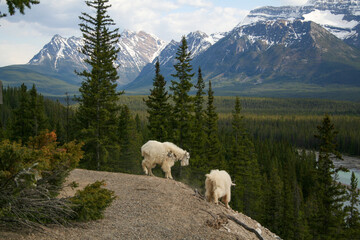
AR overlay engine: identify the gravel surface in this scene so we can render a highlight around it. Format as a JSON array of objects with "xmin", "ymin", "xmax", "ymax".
[{"xmin": 0, "ymin": 169, "xmax": 280, "ymax": 240}]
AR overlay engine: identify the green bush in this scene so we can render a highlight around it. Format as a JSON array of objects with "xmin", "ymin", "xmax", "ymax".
[
  {"xmin": 0, "ymin": 131, "xmax": 84, "ymax": 228},
  {"xmin": 70, "ymin": 180, "xmax": 116, "ymax": 221}
]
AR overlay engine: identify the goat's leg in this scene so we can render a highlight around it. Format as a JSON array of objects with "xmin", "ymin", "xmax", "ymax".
[
  {"xmin": 142, "ymin": 160, "xmax": 148, "ymax": 175},
  {"xmin": 161, "ymin": 163, "xmax": 173, "ymax": 179},
  {"xmin": 222, "ymin": 195, "xmax": 230, "ymax": 209},
  {"xmin": 168, "ymin": 170, "xmax": 173, "ymax": 179},
  {"xmin": 148, "ymin": 167, "xmax": 154, "ymax": 176}
]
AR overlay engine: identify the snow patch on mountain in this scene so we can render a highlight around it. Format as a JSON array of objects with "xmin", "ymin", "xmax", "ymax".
[
  {"xmin": 28, "ymin": 30, "xmax": 167, "ymax": 85},
  {"xmin": 238, "ymin": 0, "xmax": 360, "ymax": 44},
  {"xmin": 303, "ymin": 9, "xmax": 358, "ymax": 28}
]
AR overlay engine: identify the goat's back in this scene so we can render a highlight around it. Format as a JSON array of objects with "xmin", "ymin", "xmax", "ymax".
[
  {"xmin": 206, "ymin": 170, "xmax": 232, "ymax": 191},
  {"xmin": 141, "ymin": 140, "xmax": 165, "ymax": 157}
]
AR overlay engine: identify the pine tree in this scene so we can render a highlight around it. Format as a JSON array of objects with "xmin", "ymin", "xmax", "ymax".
[
  {"xmin": 144, "ymin": 59, "xmax": 171, "ymax": 142},
  {"xmin": 204, "ymin": 80, "xmax": 221, "ymax": 171},
  {"xmin": 170, "ymin": 36, "xmax": 194, "ymax": 149},
  {"xmin": 10, "ymin": 84, "xmax": 33, "ymax": 143},
  {"xmin": 1, "ymin": 0, "xmax": 39, "ymax": 18},
  {"xmin": 75, "ymin": 0, "xmax": 122, "ymax": 170},
  {"xmin": 65, "ymin": 92, "xmax": 71, "ymax": 142},
  {"xmin": 0, "ymin": 117, "xmax": 4, "ymax": 140},
  {"xmin": 228, "ymin": 97, "xmax": 262, "ymax": 218},
  {"xmin": 345, "ymin": 172, "xmax": 360, "ymax": 239},
  {"xmin": 117, "ymin": 105, "xmax": 142, "ymax": 174},
  {"xmin": 263, "ymin": 163, "xmax": 284, "ymax": 234},
  {"xmin": 29, "ymin": 84, "xmax": 48, "ymax": 136},
  {"xmin": 312, "ymin": 114, "xmax": 348, "ymax": 239},
  {"xmin": 192, "ymin": 67, "xmax": 206, "ymax": 167}
]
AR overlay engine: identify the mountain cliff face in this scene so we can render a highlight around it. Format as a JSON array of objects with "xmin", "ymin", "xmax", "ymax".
[
  {"xmin": 28, "ymin": 30, "xmax": 166, "ymax": 86},
  {"xmin": 125, "ymin": 0, "xmax": 360, "ymax": 99},
  {"xmin": 241, "ymin": 0, "xmax": 360, "ymax": 47},
  {"xmin": 29, "ymin": 35, "xmax": 86, "ymax": 72},
  {"xmin": 125, "ymin": 31, "xmax": 226, "ymax": 92},
  {"xmin": 117, "ymin": 30, "xmax": 166, "ymax": 85},
  {"xmin": 194, "ymin": 20, "xmax": 360, "ymax": 88}
]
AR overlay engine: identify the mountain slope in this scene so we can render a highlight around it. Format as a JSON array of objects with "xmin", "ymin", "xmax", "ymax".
[
  {"xmin": 28, "ymin": 30, "xmax": 166, "ymax": 86},
  {"xmin": 241, "ymin": 0, "xmax": 360, "ymax": 48},
  {"xmin": 0, "ymin": 30, "xmax": 166, "ymax": 96},
  {"xmin": 125, "ymin": 31, "xmax": 226, "ymax": 93},
  {"xmin": 125, "ymin": 20, "xmax": 360, "ymax": 99},
  {"xmin": 195, "ymin": 20, "xmax": 360, "ymax": 85},
  {"xmin": 0, "ymin": 169, "xmax": 279, "ymax": 240},
  {"xmin": 0, "ymin": 65, "xmax": 80, "ymax": 96}
]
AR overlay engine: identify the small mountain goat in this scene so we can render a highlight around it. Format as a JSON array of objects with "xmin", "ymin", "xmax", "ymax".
[
  {"xmin": 141, "ymin": 140, "xmax": 190, "ymax": 179},
  {"xmin": 205, "ymin": 169, "xmax": 235, "ymax": 209}
]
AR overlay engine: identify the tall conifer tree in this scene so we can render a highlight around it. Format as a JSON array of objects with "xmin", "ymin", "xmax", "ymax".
[
  {"xmin": 312, "ymin": 114, "xmax": 348, "ymax": 239},
  {"xmin": 345, "ymin": 172, "xmax": 360, "ymax": 239},
  {"xmin": 204, "ymin": 80, "xmax": 221, "ymax": 170},
  {"xmin": 228, "ymin": 97, "xmax": 262, "ymax": 217},
  {"xmin": 170, "ymin": 36, "xmax": 194, "ymax": 149},
  {"xmin": 10, "ymin": 84, "xmax": 31, "ymax": 142},
  {"xmin": 116, "ymin": 105, "xmax": 142, "ymax": 173},
  {"xmin": 75, "ymin": 0, "xmax": 122, "ymax": 170},
  {"xmin": 29, "ymin": 84, "xmax": 48, "ymax": 136},
  {"xmin": 144, "ymin": 59, "xmax": 171, "ymax": 142},
  {"xmin": 192, "ymin": 67, "xmax": 206, "ymax": 167},
  {"xmin": 10, "ymin": 84, "xmax": 47, "ymax": 143}
]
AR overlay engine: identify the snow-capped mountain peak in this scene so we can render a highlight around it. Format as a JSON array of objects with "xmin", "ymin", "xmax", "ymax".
[
  {"xmin": 238, "ymin": 0, "xmax": 360, "ymax": 46},
  {"xmin": 29, "ymin": 34, "xmax": 85, "ymax": 70},
  {"xmin": 28, "ymin": 30, "xmax": 167, "ymax": 85}
]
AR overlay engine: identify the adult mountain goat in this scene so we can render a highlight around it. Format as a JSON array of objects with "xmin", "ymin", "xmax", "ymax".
[
  {"xmin": 205, "ymin": 169, "xmax": 235, "ymax": 209},
  {"xmin": 141, "ymin": 140, "xmax": 190, "ymax": 179}
]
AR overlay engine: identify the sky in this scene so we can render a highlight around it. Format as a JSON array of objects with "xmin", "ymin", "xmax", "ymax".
[{"xmin": 0, "ymin": 0, "xmax": 308, "ymax": 67}]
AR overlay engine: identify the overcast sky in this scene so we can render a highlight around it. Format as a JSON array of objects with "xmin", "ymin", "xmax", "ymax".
[{"xmin": 0, "ymin": 0, "xmax": 308, "ymax": 67}]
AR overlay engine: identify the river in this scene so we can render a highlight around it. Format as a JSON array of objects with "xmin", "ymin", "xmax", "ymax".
[{"xmin": 334, "ymin": 155, "xmax": 360, "ymax": 188}]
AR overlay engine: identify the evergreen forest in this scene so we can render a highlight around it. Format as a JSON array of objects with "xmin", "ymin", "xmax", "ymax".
[{"xmin": 1, "ymin": 76, "xmax": 360, "ymax": 239}]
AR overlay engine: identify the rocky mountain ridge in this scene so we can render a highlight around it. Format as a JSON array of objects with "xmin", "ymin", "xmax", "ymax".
[
  {"xmin": 28, "ymin": 30, "xmax": 167, "ymax": 86},
  {"xmin": 241, "ymin": 0, "xmax": 360, "ymax": 47}
]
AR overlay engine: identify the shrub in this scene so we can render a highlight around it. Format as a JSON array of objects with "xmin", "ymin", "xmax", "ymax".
[
  {"xmin": 0, "ymin": 131, "xmax": 83, "ymax": 228},
  {"xmin": 70, "ymin": 180, "xmax": 116, "ymax": 221}
]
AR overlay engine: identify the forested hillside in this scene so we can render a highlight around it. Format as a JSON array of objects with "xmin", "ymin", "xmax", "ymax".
[{"xmin": 1, "ymin": 83, "xmax": 359, "ymax": 239}]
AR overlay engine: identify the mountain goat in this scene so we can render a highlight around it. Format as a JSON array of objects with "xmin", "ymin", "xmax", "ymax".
[
  {"xmin": 205, "ymin": 169, "xmax": 235, "ymax": 209},
  {"xmin": 141, "ymin": 140, "xmax": 190, "ymax": 179}
]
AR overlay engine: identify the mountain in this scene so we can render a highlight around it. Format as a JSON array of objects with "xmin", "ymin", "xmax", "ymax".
[
  {"xmin": 125, "ymin": 0, "xmax": 360, "ymax": 100},
  {"xmin": 192, "ymin": 20, "xmax": 360, "ymax": 97},
  {"xmin": 28, "ymin": 30, "xmax": 166, "ymax": 86},
  {"xmin": 125, "ymin": 31, "xmax": 226, "ymax": 93},
  {"xmin": 116, "ymin": 30, "xmax": 166, "ymax": 85},
  {"xmin": 241, "ymin": 0, "xmax": 360, "ymax": 48},
  {"xmin": 2, "ymin": 0, "xmax": 360, "ymax": 99},
  {"xmin": 0, "ymin": 30, "xmax": 166, "ymax": 96}
]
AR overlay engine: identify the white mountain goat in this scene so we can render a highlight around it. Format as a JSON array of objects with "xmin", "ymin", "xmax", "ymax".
[
  {"xmin": 141, "ymin": 140, "xmax": 190, "ymax": 179},
  {"xmin": 205, "ymin": 169, "xmax": 235, "ymax": 209}
]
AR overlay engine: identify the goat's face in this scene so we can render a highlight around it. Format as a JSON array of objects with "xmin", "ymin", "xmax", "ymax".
[{"xmin": 180, "ymin": 151, "xmax": 190, "ymax": 166}]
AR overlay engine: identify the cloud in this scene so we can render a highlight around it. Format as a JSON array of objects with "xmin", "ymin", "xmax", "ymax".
[
  {"xmin": 177, "ymin": 0, "xmax": 213, "ymax": 8},
  {"xmin": 280, "ymin": 0, "xmax": 308, "ymax": 6}
]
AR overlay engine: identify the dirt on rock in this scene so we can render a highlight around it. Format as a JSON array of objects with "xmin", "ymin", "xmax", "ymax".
[{"xmin": 0, "ymin": 169, "xmax": 280, "ymax": 240}]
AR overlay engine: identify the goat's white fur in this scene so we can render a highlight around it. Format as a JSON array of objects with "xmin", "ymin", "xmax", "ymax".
[
  {"xmin": 141, "ymin": 140, "xmax": 190, "ymax": 179},
  {"xmin": 205, "ymin": 169, "xmax": 235, "ymax": 209}
]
